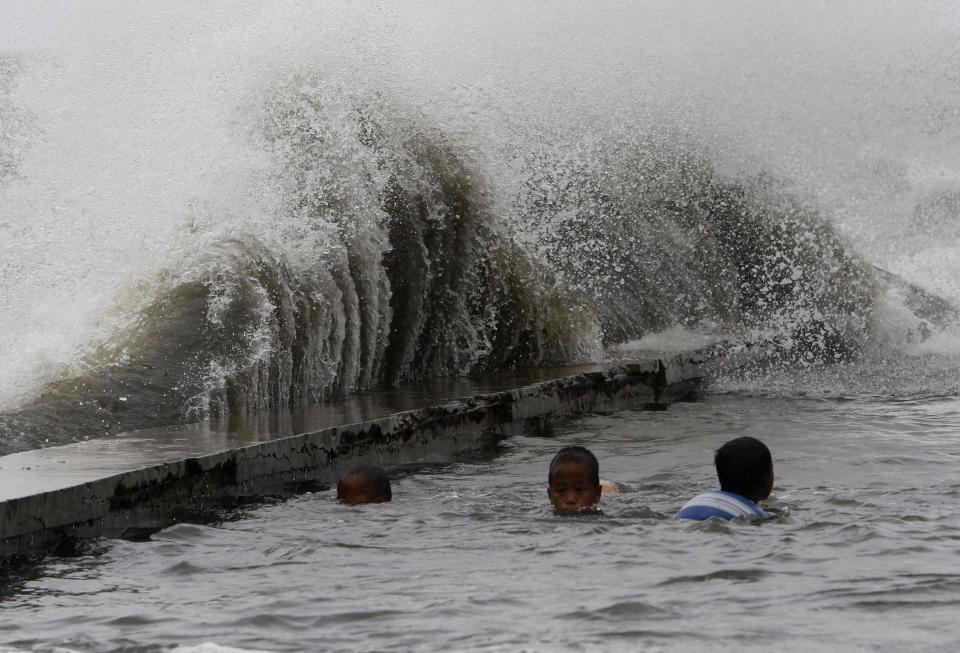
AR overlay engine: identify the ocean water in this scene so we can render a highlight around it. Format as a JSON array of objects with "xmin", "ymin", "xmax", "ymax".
[{"xmin": 2, "ymin": 365, "xmax": 960, "ymax": 651}]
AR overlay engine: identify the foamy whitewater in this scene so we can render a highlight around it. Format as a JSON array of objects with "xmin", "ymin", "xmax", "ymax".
[{"xmin": 1, "ymin": 1, "xmax": 959, "ymax": 448}]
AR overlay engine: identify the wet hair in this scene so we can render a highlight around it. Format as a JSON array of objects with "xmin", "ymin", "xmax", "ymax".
[
  {"xmin": 714, "ymin": 436, "xmax": 772, "ymax": 497},
  {"xmin": 338, "ymin": 464, "xmax": 392, "ymax": 501},
  {"xmin": 548, "ymin": 446, "xmax": 600, "ymax": 486}
]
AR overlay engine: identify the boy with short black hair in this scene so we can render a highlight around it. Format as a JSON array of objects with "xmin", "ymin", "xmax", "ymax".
[
  {"xmin": 547, "ymin": 445, "xmax": 603, "ymax": 513},
  {"xmin": 676, "ymin": 436, "xmax": 773, "ymax": 520},
  {"xmin": 337, "ymin": 464, "xmax": 392, "ymax": 505}
]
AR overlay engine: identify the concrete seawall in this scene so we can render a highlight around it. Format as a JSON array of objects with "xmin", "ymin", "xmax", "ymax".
[{"xmin": 0, "ymin": 353, "xmax": 704, "ymax": 561}]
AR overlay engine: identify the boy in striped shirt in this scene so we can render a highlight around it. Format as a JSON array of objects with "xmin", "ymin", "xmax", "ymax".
[{"xmin": 676, "ymin": 436, "xmax": 773, "ymax": 521}]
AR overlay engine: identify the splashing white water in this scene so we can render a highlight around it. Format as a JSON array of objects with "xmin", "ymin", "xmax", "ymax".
[{"xmin": 1, "ymin": 1, "xmax": 959, "ymax": 411}]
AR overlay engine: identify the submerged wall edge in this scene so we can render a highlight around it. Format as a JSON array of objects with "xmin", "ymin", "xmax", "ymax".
[{"xmin": 0, "ymin": 354, "xmax": 704, "ymax": 560}]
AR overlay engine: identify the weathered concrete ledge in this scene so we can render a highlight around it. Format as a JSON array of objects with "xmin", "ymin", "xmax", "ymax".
[{"xmin": 0, "ymin": 353, "xmax": 704, "ymax": 560}]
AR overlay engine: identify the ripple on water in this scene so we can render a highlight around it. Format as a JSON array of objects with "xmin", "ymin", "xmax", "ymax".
[
  {"xmin": 658, "ymin": 568, "xmax": 771, "ymax": 585},
  {"xmin": 102, "ymin": 613, "xmax": 168, "ymax": 627},
  {"xmin": 560, "ymin": 600, "xmax": 672, "ymax": 621},
  {"xmin": 160, "ymin": 559, "xmax": 208, "ymax": 576},
  {"xmin": 814, "ymin": 521, "xmax": 882, "ymax": 545},
  {"xmin": 259, "ymin": 542, "xmax": 322, "ymax": 560},
  {"xmin": 229, "ymin": 612, "xmax": 314, "ymax": 631},
  {"xmin": 153, "ymin": 523, "xmax": 226, "ymax": 543},
  {"xmin": 311, "ymin": 609, "xmax": 411, "ymax": 626}
]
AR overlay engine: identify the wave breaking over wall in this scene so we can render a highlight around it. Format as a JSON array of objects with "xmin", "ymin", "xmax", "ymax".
[
  {"xmin": 1, "ymin": 75, "xmax": 944, "ymax": 453},
  {"xmin": 2, "ymin": 3, "xmax": 959, "ymax": 452},
  {"xmin": 0, "ymin": 76, "xmax": 604, "ymax": 452}
]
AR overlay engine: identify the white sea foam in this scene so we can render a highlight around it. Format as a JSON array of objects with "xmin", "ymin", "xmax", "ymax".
[
  {"xmin": 173, "ymin": 644, "xmax": 275, "ymax": 653},
  {"xmin": 612, "ymin": 327, "xmax": 722, "ymax": 356}
]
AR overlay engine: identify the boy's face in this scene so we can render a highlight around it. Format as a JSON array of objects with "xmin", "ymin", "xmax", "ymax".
[{"xmin": 548, "ymin": 462, "xmax": 601, "ymax": 513}]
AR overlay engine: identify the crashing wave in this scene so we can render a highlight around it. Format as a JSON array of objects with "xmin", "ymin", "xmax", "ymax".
[
  {"xmin": 1, "ymin": 75, "xmax": 955, "ymax": 452},
  {"xmin": 517, "ymin": 131, "xmax": 880, "ymax": 365}
]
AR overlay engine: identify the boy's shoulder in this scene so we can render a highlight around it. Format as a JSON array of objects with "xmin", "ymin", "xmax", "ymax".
[
  {"xmin": 676, "ymin": 490, "xmax": 768, "ymax": 521},
  {"xmin": 599, "ymin": 479, "xmax": 627, "ymax": 494}
]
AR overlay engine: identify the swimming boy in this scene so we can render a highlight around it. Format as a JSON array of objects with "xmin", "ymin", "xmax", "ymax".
[
  {"xmin": 548, "ymin": 445, "xmax": 604, "ymax": 513},
  {"xmin": 676, "ymin": 436, "xmax": 773, "ymax": 520},
  {"xmin": 337, "ymin": 464, "xmax": 392, "ymax": 505}
]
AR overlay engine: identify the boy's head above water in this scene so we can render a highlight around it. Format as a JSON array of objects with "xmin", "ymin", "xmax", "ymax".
[
  {"xmin": 715, "ymin": 436, "xmax": 774, "ymax": 503},
  {"xmin": 548, "ymin": 445, "xmax": 602, "ymax": 513},
  {"xmin": 337, "ymin": 465, "xmax": 392, "ymax": 505}
]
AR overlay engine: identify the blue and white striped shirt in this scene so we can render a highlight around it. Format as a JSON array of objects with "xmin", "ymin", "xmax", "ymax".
[{"xmin": 676, "ymin": 490, "xmax": 769, "ymax": 521}]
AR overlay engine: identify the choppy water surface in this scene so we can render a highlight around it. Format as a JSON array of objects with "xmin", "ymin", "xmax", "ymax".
[{"xmin": 3, "ymin": 385, "xmax": 960, "ymax": 652}]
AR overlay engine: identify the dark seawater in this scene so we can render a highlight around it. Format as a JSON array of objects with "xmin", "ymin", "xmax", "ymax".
[{"xmin": 3, "ymin": 384, "xmax": 960, "ymax": 652}]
